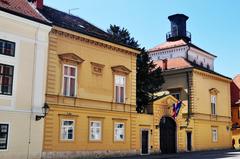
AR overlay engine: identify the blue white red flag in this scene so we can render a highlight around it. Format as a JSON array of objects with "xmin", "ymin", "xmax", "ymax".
[{"xmin": 172, "ymin": 101, "xmax": 182, "ymax": 119}]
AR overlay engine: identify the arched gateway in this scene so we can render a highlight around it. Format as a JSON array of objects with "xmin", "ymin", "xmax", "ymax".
[{"xmin": 160, "ymin": 116, "xmax": 176, "ymax": 154}]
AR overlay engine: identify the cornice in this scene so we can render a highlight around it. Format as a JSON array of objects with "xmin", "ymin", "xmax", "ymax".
[
  {"xmin": 51, "ymin": 27, "xmax": 139, "ymax": 56},
  {"xmin": 193, "ymin": 69, "xmax": 231, "ymax": 83}
]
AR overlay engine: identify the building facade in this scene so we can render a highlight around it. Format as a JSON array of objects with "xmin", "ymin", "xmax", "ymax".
[
  {"xmin": 231, "ymin": 75, "xmax": 240, "ymax": 149},
  {"xmin": 0, "ymin": 0, "xmax": 51, "ymax": 159},
  {"xmin": 148, "ymin": 14, "xmax": 232, "ymax": 152},
  {"xmin": 38, "ymin": 5, "xmax": 144, "ymax": 158}
]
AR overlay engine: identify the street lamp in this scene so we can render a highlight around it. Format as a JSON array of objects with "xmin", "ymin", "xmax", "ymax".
[{"xmin": 35, "ymin": 103, "xmax": 49, "ymax": 121}]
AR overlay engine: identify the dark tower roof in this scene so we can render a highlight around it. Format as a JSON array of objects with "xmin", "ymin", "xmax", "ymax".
[{"xmin": 166, "ymin": 14, "xmax": 191, "ymax": 42}]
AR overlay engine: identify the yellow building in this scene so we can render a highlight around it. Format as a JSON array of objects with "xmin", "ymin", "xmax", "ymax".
[
  {"xmin": 0, "ymin": 1, "xmax": 51, "ymax": 159},
  {"xmin": 37, "ymin": 6, "xmax": 232, "ymax": 158},
  {"xmin": 148, "ymin": 14, "xmax": 232, "ymax": 152},
  {"xmin": 39, "ymin": 5, "xmax": 143, "ymax": 158}
]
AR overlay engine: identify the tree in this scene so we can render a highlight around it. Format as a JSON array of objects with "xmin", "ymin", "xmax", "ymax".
[
  {"xmin": 107, "ymin": 24, "xmax": 139, "ymax": 48},
  {"xmin": 136, "ymin": 48, "xmax": 164, "ymax": 113},
  {"xmin": 107, "ymin": 25, "xmax": 164, "ymax": 113}
]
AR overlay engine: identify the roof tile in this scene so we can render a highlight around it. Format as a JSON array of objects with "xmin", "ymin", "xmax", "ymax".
[{"xmin": 0, "ymin": 0, "xmax": 49, "ymax": 24}]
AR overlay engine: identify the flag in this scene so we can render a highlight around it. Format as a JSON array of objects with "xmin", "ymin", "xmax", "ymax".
[{"xmin": 172, "ymin": 101, "xmax": 182, "ymax": 119}]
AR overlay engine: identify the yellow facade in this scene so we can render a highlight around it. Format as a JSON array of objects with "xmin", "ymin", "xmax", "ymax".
[
  {"xmin": 43, "ymin": 26, "xmax": 232, "ymax": 158},
  {"xmin": 190, "ymin": 69, "xmax": 232, "ymax": 150},
  {"xmin": 43, "ymin": 26, "xmax": 142, "ymax": 158}
]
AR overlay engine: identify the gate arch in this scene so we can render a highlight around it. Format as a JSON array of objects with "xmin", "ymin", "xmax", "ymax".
[{"xmin": 160, "ymin": 116, "xmax": 176, "ymax": 154}]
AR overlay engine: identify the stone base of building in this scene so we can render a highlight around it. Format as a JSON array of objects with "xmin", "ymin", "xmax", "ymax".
[{"xmin": 42, "ymin": 150, "xmax": 138, "ymax": 159}]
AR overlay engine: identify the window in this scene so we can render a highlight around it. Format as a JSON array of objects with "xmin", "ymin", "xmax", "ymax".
[
  {"xmin": 211, "ymin": 95, "xmax": 216, "ymax": 115},
  {"xmin": 0, "ymin": 64, "xmax": 14, "ymax": 95},
  {"xmin": 0, "ymin": 124, "xmax": 9, "ymax": 150},
  {"xmin": 207, "ymin": 64, "xmax": 210, "ymax": 69},
  {"xmin": 115, "ymin": 75, "xmax": 126, "ymax": 103},
  {"xmin": 212, "ymin": 128, "xmax": 218, "ymax": 142},
  {"xmin": 114, "ymin": 122, "xmax": 125, "ymax": 141},
  {"xmin": 89, "ymin": 121, "xmax": 101, "ymax": 141},
  {"xmin": 63, "ymin": 65, "xmax": 77, "ymax": 97},
  {"xmin": 60, "ymin": 120, "xmax": 74, "ymax": 141},
  {"xmin": 0, "ymin": 39, "xmax": 15, "ymax": 57},
  {"xmin": 171, "ymin": 93, "xmax": 180, "ymax": 100}
]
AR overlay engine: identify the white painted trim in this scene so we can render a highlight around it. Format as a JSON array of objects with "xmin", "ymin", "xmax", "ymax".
[
  {"xmin": 60, "ymin": 119, "xmax": 75, "ymax": 141},
  {"xmin": 114, "ymin": 75, "xmax": 126, "ymax": 103},
  {"xmin": 0, "ymin": 122, "xmax": 10, "ymax": 152},
  {"xmin": 61, "ymin": 64, "xmax": 78, "ymax": 97},
  {"xmin": 212, "ymin": 127, "xmax": 218, "ymax": 142},
  {"xmin": 140, "ymin": 128, "xmax": 150, "ymax": 155},
  {"xmin": 89, "ymin": 120, "xmax": 102, "ymax": 141},
  {"xmin": 113, "ymin": 122, "xmax": 125, "ymax": 142}
]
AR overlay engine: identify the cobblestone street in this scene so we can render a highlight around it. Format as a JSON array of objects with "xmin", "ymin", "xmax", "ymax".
[{"xmin": 109, "ymin": 149, "xmax": 240, "ymax": 159}]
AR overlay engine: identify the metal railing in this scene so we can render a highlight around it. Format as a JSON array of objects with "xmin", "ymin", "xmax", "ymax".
[{"xmin": 166, "ymin": 31, "xmax": 191, "ymax": 40}]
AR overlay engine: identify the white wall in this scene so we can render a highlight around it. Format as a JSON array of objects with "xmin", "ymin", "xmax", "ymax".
[
  {"xmin": 149, "ymin": 46, "xmax": 188, "ymax": 61},
  {"xmin": 0, "ymin": 10, "xmax": 51, "ymax": 159}
]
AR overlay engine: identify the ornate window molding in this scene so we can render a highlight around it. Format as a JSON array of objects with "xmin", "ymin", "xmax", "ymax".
[
  {"xmin": 209, "ymin": 88, "xmax": 219, "ymax": 95},
  {"xmin": 209, "ymin": 88, "xmax": 219, "ymax": 115},
  {"xmin": 58, "ymin": 53, "xmax": 84, "ymax": 65},
  {"xmin": 90, "ymin": 62, "xmax": 105, "ymax": 75},
  {"xmin": 111, "ymin": 65, "xmax": 131, "ymax": 75}
]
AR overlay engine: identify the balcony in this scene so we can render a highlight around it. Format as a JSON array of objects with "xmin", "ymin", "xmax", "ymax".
[{"xmin": 166, "ymin": 31, "xmax": 191, "ymax": 42}]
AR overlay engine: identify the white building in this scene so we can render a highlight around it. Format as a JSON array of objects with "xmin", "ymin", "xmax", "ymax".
[
  {"xmin": 0, "ymin": 0, "xmax": 51, "ymax": 158},
  {"xmin": 149, "ymin": 14, "xmax": 216, "ymax": 71}
]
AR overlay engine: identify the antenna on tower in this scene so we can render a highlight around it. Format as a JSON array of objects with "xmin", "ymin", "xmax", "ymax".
[{"xmin": 68, "ymin": 8, "xmax": 79, "ymax": 14}]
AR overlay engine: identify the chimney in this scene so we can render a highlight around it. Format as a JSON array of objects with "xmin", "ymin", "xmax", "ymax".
[
  {"xmin": 166, "ymin": 14, "xmax": 191, "ymax": 42},
  {"xmin": 28, "ymin": 0, "xmax": 43, "ymax": 9},
  {"xmin": 36, "ymin": 0, "xmax": 43, "ymax": 9},
  {"xmin": 163, "ymin": 59, "xmax": 168, "ymax": 70}
]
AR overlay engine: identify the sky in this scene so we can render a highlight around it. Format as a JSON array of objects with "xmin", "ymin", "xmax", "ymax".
[{"xmin": 44, "ymin": 0, "xmax": 240, "ymax": 78}]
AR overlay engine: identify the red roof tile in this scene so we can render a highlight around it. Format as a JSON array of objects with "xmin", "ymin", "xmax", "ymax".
[
  {"xmin": 149, "ymin": 39, "xmax": 187, "ymax": 52},
  {"xmin": 148, "ymin": 39, "xmax": 216, "ymax": 57},
  {"xmin": 154, "ymin": 57, "xmax": 192, "ymax": 70},
  {"xmin": 0, "ymin": 0, "xmax": 49, "ymax": 24}
]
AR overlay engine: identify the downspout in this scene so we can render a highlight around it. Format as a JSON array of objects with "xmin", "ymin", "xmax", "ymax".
[
  {"xmin": 27, "ymin": 24, "xmax": 40, "ymax": 159},
  {"xmin": 186, "ymin": 46, "xmax": 191, "ymax": 125}
]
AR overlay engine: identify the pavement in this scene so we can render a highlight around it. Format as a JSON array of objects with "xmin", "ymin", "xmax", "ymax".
[{"xmin": 107, "ymin": 149, "xmax": 240, "ymax": 159}]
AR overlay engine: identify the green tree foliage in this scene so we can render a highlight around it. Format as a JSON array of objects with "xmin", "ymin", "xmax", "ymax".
[
  {"xmin": 107, "ymin": 24, "xmax": 164, "ymax": 113},
  {"xmin": 136, "ymin": 48, "xmax": 164, "ymax": 113},
  {"xmin": 107, "ymin": 24, "xmax": 139, "ymax": 48}
]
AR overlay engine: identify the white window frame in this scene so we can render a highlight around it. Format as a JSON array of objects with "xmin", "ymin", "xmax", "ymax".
[
  {"xmin": 114, "ymin": 75, "xmax": 126, "ymax": 103},
  {"xmin": 0, "ymin": 123, "xmax": 10, "ymax": 151},
  {"xmin": 89, "ymin": 121, "xmax": 102, "ymax": 141},
  {"xmin": 62, "ymin": 64, "xmax": 77, "ymax": 97},
  {"xmin": 212, "ymin": 128, "xmax": 218, "ymax": 142},
  {"xmin": 211, "ymin": 95, "xmax": 216, "ymax": 115},
  {"xmin": 60, "ymin": 119, "xmax": 75, "ymax": 141},
  {"xmin": 114, "ymin": 122, "xmax": 125, "ymax": 142},
  {"xmin": 0, "ymin": 35, "xmax": 19, "ymax": 111}
]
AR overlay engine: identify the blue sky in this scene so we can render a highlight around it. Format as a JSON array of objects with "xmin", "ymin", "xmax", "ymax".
[{"xmin": 44, "ymin": 0, "xmax": 240, "ymax": 78}]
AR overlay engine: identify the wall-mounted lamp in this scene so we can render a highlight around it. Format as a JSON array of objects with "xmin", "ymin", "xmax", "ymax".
[{"xmin": 36, "ymin": 103, "xmax": 49, "ymax": 121}]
